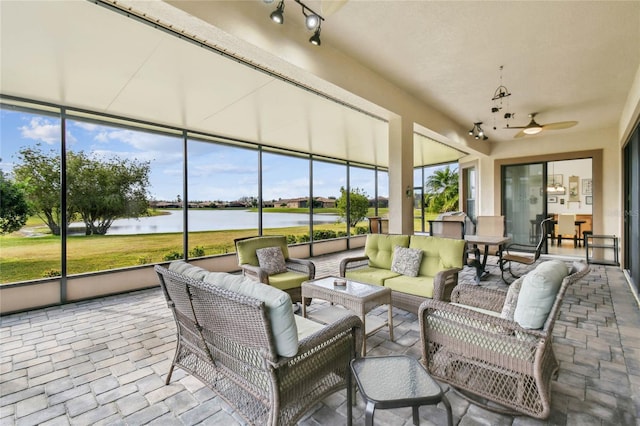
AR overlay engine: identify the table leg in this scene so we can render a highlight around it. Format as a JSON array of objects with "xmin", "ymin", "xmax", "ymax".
[
  {"xmin": 365, "ymin": 401, "xmax": 376, "ymax": 426},
  {"xmin": 301, "ymin": 297, "xmax": 307, "ymax": 318},
  {"xmin": 412, "ymin": 405, "xmax": 420, "ymax": 425},
  {"xmin": 442, "ymin": 395, "xmax": 453, "ymax": 426},
  {"xmin": 361, "ymin": 313, "xmax": 367, "ymax": 356},
  {"xmin": 387, "ymin": 302, "xmax": 394, "ymax": 342}
]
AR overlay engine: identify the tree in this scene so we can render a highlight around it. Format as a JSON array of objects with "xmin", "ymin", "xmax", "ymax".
[
  {"xmin": 13, "ymin": 145, "xmax": 68, "ymax": 235},
  {"xmin": 424, "ymin": 166, "xmax": 459, "ymax": 213},
  {"xmin": 13, "ymin": 145, "xmax": 151, "ymax": 236},
  {"xmin": 336, "ymin": 186, "xmax": 369, "ymax": 227},
  {"xmin": 0, "ymin": 172, "xmax": 30, "ymax": 234},
  {"xmin": 66, "ymin": 151, "xmax": 150, "ymax": 235}
]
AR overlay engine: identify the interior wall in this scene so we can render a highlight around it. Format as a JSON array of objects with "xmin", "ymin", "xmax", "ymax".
[{"xmin": 547, "ymin": 159, "xmax": 593, "ymax": 215}]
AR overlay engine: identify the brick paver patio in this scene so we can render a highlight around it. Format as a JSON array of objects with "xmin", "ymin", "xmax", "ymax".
[{"xmin": 1, "ymin": 251, "xmax": 638, "ymax": 425}]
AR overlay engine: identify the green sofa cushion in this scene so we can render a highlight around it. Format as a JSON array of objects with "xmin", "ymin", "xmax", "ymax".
[
  {"xmin": 236, "ymin": 236, "xmax": 290, "ymax": 267},
  {"xmin": 364, "ymin": 234, "xmax": 410, "ymax": 269},
  {"xmin": 409, "ymin": 235, "xmax": 465, "ymax": 276},
  {"xmin": 266, "ymin": 271, "xmax": 309, "ymax": 290},
  {"xmin": 345, "ymin": 267, "xmax": 400, "ymax": 286},
  {"xmin": 383, "ymin": 275, "xmax": 435, "ymax": 298},
  {"xmin": 169, "ymin": 260, "xmax": 209, "ymax": 280}
]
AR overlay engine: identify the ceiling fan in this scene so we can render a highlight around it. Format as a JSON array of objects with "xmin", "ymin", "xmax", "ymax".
[{"xmin": 505, "ymin": 113, "xmax": 578, "ymax": 138}]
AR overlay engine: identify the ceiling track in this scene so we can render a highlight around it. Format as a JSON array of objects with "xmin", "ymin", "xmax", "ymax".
[{"xmin": 91, "ymin": 0, "xmax": 387, "ymax": 123}]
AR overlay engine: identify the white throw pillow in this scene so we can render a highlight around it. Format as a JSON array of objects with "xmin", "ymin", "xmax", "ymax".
[
  {"xmin": 513, "ymin": 260, "xmax": 569, "ymax": 329},
  {"xmin": 256, "ymin": 246, "xmax": 288, "ymax": 275},
  {"xmin": 203, "ymin": 272, "xmax": 298, "ymax": 357},
  {"xmin": 391, "ymin": 246, "xmax": 423, "ymax": 277}
]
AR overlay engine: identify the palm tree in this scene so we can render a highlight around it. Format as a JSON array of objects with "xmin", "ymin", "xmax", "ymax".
[{"xmin": 424, "ymin": 166, "xmax": 459, "ymax": 213}]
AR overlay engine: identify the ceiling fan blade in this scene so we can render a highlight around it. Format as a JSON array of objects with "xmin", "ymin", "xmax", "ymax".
[
  {"xmin": 542, "ymin": 121, "xmax": 578, "ymax": 130},
  {"xmin": 514, "ymin": 130, "xmax": 527, "ymax": 138},
  {"xmin": 504, "ymin": 126, "xmax": 528, "ymax": 129}
]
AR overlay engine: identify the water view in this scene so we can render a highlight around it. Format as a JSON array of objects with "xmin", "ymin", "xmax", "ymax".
[{"xmin": 74, "ymin": 210, "xmax": 341, "ymax": 235}]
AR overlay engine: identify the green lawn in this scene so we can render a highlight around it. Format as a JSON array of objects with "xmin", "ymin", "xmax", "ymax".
[{"xmin": 0, "ymin": 207, "xmax": 436, "ymax": 284}]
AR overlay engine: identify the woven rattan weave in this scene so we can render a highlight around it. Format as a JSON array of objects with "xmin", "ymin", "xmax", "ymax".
[
  {"xmin": 419, "ymin": 261, "xmax": 589, "ymax": 419},
  {"xmin": 155, "ymin": 265, "xmax": 362, "ymax": 425}
]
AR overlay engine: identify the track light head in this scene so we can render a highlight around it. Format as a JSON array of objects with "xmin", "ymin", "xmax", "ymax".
[
  {"xmin": 305, "ymin": 13, "xmax": 320, "ymax": 30},
  {"xmin": 309, "ymin": 27, "xmax": 321, "ymax": 46},
  {"xmin": 270, "ymin": 1, "xmax": 285, "ymax": 24}
]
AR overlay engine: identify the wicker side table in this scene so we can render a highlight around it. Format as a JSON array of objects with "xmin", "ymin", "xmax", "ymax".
[
  {"xmin": 351, "ymin": 355, "xmax": 452, "ymax": 426},
  {"xmin": 301, "ymin": 276, "xmax": 393, "ymax": 356}
]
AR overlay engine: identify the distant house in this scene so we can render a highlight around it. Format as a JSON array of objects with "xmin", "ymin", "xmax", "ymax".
[{"xmin": 369, "ymin": 197, "xmax": 388, "ymax": 208}]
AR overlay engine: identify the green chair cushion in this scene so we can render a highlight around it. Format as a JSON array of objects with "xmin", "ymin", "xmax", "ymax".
[
  {"xmin": 409, "ymin": 235, "xmax": 465, "ymax": 277},
  {"xmin": 267, "ymin": 271, "xmax": 309, "ymax": 290},
  {"xmin": 364, "ymin": 234, "xmax": 410, "ymax": 269},
  {"xmin": 169, "ymin": 260, "xmax": 209, "ymax": 280},
  {"xmin": 383, "ymin": 275, "xmax": 435, "ymax": 298},
  {"xmin": 345, "ymin": 267, "xmax": 400, "ymax": 286},
  {"xmin": 236, "ymin": 236, "xmax": 290, "ymax": 267}
]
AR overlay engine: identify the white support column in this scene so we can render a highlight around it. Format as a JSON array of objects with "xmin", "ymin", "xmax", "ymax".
[{"xmin": 388, "ymin": 116, "xmax": 414, "ymax": 235}]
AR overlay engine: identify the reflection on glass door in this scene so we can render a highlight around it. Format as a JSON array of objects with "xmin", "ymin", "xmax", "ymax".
[{"xmin": 502, "ymin": 163, "xmax": 545, "ymax": 246}]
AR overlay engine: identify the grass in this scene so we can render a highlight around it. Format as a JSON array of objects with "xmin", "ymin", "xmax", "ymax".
[{"xmin": 0, "ymin": 208, "xmax": 436, "ymax": 284}]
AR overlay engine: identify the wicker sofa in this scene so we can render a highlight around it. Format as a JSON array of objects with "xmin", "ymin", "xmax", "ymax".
[
  {"xmin": 156, "ymin": 261, "xmax": 362, "ymax": 426},
  {"xmin": 419, "ymin": 260, "xmax": 589, "ymax": 419},
  {"xmin": 340, "ymin": 234, "xmax": 466, "ymax": 314}
]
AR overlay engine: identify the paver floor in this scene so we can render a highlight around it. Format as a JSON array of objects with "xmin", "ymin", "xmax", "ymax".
[{"xmin": 1, "ymin": 251, "xmax": 638, "ymax": 425}]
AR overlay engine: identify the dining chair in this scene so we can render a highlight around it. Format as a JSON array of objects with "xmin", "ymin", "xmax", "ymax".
[
  {"xmin": 474, "ymin": 215, "xmax": 506, "ymax": 257},
  {"xmin": 556, "ymin": 213, "xmax": 578, "ymax": 247}
]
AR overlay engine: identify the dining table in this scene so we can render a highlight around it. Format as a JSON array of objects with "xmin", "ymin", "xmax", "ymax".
[{"xmin": 464, "ymin": 234, "xmax": 512, "ymax": 284}]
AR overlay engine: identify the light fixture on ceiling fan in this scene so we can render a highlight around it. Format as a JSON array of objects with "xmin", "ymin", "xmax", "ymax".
[{"xmin": 505, "ymin": 113, "xmax": 578, "ymax": 138}]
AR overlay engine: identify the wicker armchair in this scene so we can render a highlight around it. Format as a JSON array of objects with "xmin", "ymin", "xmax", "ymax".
[
  {"xmin": 234, "ymin": 235, "xmax": 315, "ymax": 304},
  {"xmin": 419, "ymin": 261, "xmax": 589, "ymax": 419},
  {"xmin": 156, "ymin": 264, "xmax": 362, "ymax": 426}
]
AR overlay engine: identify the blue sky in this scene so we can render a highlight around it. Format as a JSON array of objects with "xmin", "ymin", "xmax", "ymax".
[{"xmin": 1, "ymin": 108, "xmax": 387, "ymax": 202}]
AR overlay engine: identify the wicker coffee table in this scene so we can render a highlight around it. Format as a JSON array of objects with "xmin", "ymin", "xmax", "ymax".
[{"xmin": 301, "ymin": 276, "xmax": 393, "ymax": 355}]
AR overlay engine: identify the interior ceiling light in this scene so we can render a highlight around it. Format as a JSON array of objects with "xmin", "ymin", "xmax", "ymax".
[
  {"xmin": 468, "ymin": 122, "xmax": 488, "ymax": 140},
  {"xmin": 547, "ymin": 161, "xmax": 565, "ymax": 193},
  {"xmin": 264, "ymin": 0, "xmax": 325, "ymax": 46}
]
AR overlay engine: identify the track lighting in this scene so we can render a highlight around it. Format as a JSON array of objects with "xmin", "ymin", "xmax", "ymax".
[
  {"xmin": 309, "ymin": 27, "xmax": 321, "ymax": 46},
  {"xmin": 264, "ymin": 0, "xmax": 325, "ymax": 46},
  {"xmin": 269, "ymin": 0, "xmax": 285, "ymax": 24},
  {"xmin": 468, "ymin": 122, "xmax": 488, "ymax": 140}
]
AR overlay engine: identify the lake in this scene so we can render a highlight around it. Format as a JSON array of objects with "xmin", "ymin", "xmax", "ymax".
[{"xmin": 79, "ymin": 210, "xmax": 341, "ymax": 235}]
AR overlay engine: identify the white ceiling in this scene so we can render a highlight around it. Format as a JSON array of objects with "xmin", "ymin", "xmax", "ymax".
[{"xmin": 1, "ymin": 0, "xmax": 639, "ymax": 168}]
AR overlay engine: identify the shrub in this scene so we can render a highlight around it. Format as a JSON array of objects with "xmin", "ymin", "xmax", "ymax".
[
  {"xmin": 42, "ymin": 269, "xmax": 61, "ymax": 278},
  {"xmin": 189, "ymin": 246, "xmax": 205, "ymax": 258},
  {"xmin": 313, "ymin": 229, "xmax": 337, "ymax": 241},
  {"xmin": 355, "ymin": 226, "xmax": 368, "ymax": 235},
  {"xmin": 286, "ymin": 235, "xmax": 297, "ymax": 244},
  {"xmin": 296, "ymin": 234, "xmax": 310, "ymax": 243},
  {"xmin": 337, "ymin": 231, "xmax": 347, "ymax": 237},
  {"xmin": 163, "ymin": 251, "xmax": 183, "ymax": 261},
  {"xmin": 137, "ymin": 256, "xmax": 152, "ymax": 265}
]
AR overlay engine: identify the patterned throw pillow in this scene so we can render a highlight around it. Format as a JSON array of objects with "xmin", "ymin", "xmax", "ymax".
[
  {"xmin": 500, "ymin": 277, "xmax": 523, "ymax": 321},
  {"xmin": 391, "ymin": 246, "xmax": 423, "ymax": 277},
  {"xmin": 256, "ymin": 246, "xmax": 288, "ymax": 275}
]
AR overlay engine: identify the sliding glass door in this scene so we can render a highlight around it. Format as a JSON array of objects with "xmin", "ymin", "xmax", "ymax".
[{"xmin": 502, "ymin": 163, "xmax": 546, "ymax": 246}]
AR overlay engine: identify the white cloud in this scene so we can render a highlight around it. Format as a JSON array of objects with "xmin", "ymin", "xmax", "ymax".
[{"xmin": 19, "ymin": 117, "xmax": 77, "ymax": 144}]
